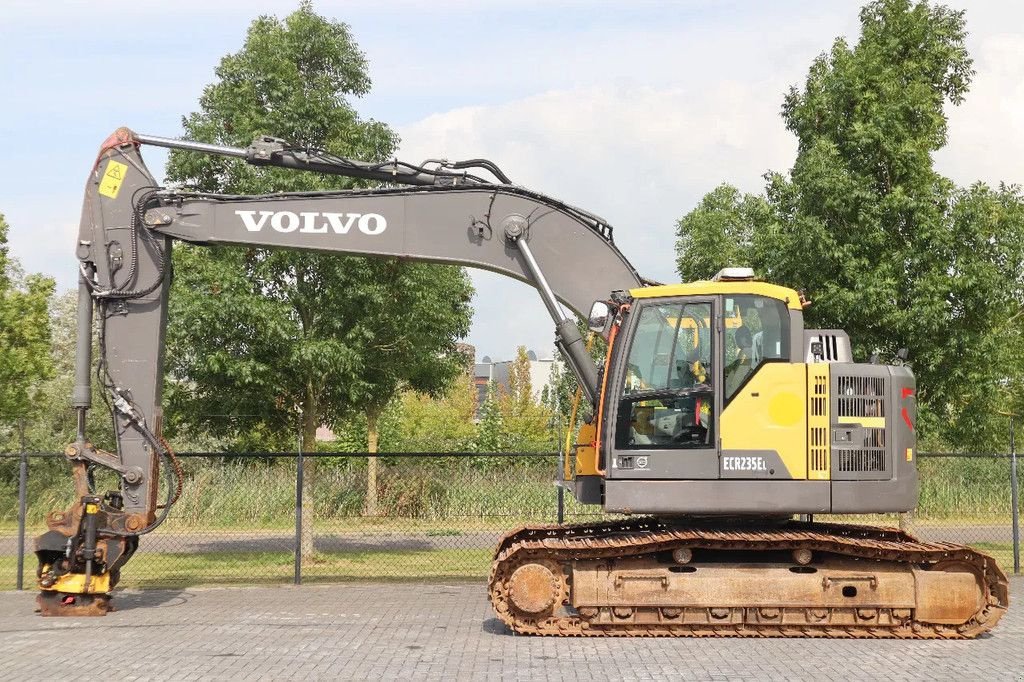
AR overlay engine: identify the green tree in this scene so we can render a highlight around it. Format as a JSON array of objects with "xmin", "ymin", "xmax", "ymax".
[
  {"xmin": 397, "ymin": 375, "xmax": 479, "ymax": 453},
  {"xmin": 497, "ymin": 347, "xmax": 555, "ymax": 451},
  {"xmin": 164, "ymin": 3, "xmax": 472, "ymax": 551},
  {"xmin": 476, "ymin": 381, "xmax": 504, "ymax": 453},
  {"xmin": 675, "ymin": 185, "xmax": 769, "ymax": 282},
  {"xmin": 4, "ymin": 291, "xmax": 117, "ymax": 453},
  {"xmin": 323, "ymin": 398, "xmax": 403, "ymax": 454},
  {"xmin": 352, "ymin": 263, "xmax": 472, "ymax": 515},
  {"xmin": 675, "ymin": 0, "xmax": 1024, "ymax": 449},
  {"xmin": 0, "ymin": 213, "xmax": 54, "ymax": 432}
]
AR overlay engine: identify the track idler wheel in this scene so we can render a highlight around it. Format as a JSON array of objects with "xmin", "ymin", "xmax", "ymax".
[
  {"xmin": 503, "ymin": 561, "xmax": 569, "ymax": 618},
  {"xmin": 36, "ymin": 591, "xmax": 112, "ymax": 617},
  {"xmin": 508, "ymin": 563, "xmax": 560, "ymax": 615}
]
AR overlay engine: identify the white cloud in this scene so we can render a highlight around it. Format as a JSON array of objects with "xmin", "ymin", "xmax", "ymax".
[
  {"xmin": 935, "ymin": 32, "xmax": 1024, "ymax": 188},
  {"xmin": 399, "ymin": 82, "xmax": 797, "ymax": 359},
  {"xmin": 395, "ymin": 4, "xmax": 1024, "ymax": 361},
  {"xmin": 401, "ymin": 82, "xmax": 797, "ymax": 265},
  {"xmin": 4, "ymin": 0, "xmax": 1022, "ymax": 365}
]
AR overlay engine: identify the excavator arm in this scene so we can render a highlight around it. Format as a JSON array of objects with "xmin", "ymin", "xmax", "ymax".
[{"xmin": 35, "ymin": 128, "xmax": 644, "ymax": 614}]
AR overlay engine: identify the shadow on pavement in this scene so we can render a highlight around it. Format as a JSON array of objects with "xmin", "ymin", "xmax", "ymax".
[
  {"xmin": 110, "ymin": 589, "xmax": 195, "ymax": 612},
  {"xmin": 482, "ymin": 617, "xmax": 513, "ymax": 636}
]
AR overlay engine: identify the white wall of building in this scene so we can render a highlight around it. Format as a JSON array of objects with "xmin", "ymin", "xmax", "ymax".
[{"xmin": 476, "ymin": 353, "xmax": 556, "ymax": 403}]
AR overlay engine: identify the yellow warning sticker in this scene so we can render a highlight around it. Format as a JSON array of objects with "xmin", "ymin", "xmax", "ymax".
[{"xmin": 98, "ymin": 159, "xmax": 129, "ymax": 199}]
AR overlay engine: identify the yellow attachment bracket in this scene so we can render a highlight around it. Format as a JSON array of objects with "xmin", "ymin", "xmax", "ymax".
[{"xmin": 41, "ymin": 571, "xmax": 111, "ymax": 595}]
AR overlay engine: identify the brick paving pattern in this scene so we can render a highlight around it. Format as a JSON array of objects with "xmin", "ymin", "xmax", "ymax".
[{"xmin": 1, "ymin": 578, "xmax": 1021, "ymax": 681}]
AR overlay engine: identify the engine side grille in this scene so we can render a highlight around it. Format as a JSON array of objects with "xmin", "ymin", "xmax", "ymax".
[
  {"xmin": 837, "ymin": 375, "xmax": 885, "ymax": 419},
  {"xmin": 836, "ymin": 428, "xmax": 886, "ymax": 472},
  {"xmin": 832, "ymin": 371, "xmax": 891, "ymax": 480}
]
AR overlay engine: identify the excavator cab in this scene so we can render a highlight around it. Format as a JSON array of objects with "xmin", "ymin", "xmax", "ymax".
[{"xmin": 568, "ymin": 269, "xmax": 922, "ymax": 517}]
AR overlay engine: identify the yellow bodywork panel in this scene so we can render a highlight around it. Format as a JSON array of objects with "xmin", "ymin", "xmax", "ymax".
[
  {"xmin": 630, "ymin": 281, "xmax": 803, "ymax": 310},
  {"xmin": 721, "ymin": 363, "xmax": 808, "ymax": 479},
  {"xmin": 41, "ymin": 570, "xmax": 111, "ymax": 595},
  {"xmin": 574, "ymin": 421, "xmax": 600, "ymax": 476},
  {"xmin": 807, "ymin": 363, "xmax": 830, "ymax": 480},
  {"xmin": 838, "ymin": 416, "xmax": 885, "ymax": 429}
]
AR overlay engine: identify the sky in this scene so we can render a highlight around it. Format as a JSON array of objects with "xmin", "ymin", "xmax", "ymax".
[{"xmin": 2, "ymin": 0, "xmax": 1022, "ymax": 363}]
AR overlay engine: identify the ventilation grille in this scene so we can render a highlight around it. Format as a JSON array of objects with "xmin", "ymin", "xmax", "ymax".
[
  {"xmin": 804, "ymin": 330, "xmax": 852, "ymax": 363},
  {"xmin": 810, "ymin": 426, "xmax": 829, "ymax": 473},
  {"xmin": 818, "ymin": 335, "xmax": 841, "ymax": 361},
  {"xmin": 837, "ymin": 376, "xmax": 885, "ymax": 419},
  {"xmin": 811, "ymin": 374, "xmax": 827, "ymax": 416},
  {"xmin": 838, "ymin": 450, "xmax": 886, "ymax": 472},
  {"xmin": 807, "ymin": 367, "xmax": 830, "ymax": 478},
  {"xmin": 836, "ymin": 428, "xmax": 886, "ymax": 472}
]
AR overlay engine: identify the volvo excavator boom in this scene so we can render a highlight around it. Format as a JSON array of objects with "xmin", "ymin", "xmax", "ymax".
[
  {"xmin": 36, "ymin": 127, "xmax": 642, "ymax": 612},
  {"xmin": 35, "ymin": 128, "xmax": 1007, "ymax": 638}
]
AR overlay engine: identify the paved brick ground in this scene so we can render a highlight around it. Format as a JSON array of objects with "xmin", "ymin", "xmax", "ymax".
[{"xmin": 0, "ymin": 578, "xmax": 1020, "ymax": 681}]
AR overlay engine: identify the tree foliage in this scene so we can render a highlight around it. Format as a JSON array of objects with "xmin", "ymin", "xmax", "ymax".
[
  {"xmin": 0, "ymin": 291, "xmax": 119, "ymax": 453},
  {"xmin": 163, "ymin": 3, "xmax": 473, "ymax": 452},
  {"xmin": 476, "ymin": 381, "xmax": 505, "ymax": 453},
  {"xmin": 675, "ymin": 185, "xmax": 770, "ymax": 284},
  {"xmin": 0, "ymin": 213, "xmax": 54, "ymax": 429},
  {"xmin": 675, "ymin": 0, "xmax": 1024, "ymax": 450},
  {"xmin": 162, "ymin": 4, "xmax": 474, "ymax": 536},
  {"xmin": 496, "ymin": 347, "xmax": 555, "ymax": 450},
  {"xmin": 395, "ymin": 375, "xmax": 478, "ymax": 452}
]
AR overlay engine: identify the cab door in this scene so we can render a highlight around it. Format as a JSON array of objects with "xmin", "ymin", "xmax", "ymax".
[
  {"xmin": 718, "ymin": 293, "xmax": 804, "ymax": 480},
  {"xmin": 603, "ymin": 297, "xmax": 721, "ymax": 480}
]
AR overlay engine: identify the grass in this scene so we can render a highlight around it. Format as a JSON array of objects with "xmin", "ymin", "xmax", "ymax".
[
  {"xmin": 916, "ymin": 456, "xmax": 1014, "ymax": 518},
  {"xmin": 2, "ymin": 455, "xmax": 1016, "ymax": 529},
  {"xmin": 970, "ymin": 542, "xmax": 1017, "ymax": 574},
  {"xmin": 0, "ymin": 457, "xmax": 571, "ymax": 528},
  {"xmin": 2, "ymin": 548, "xmax": 493, "ymax": 591},
  {"xmin": 0, "ymin": 555, "xmax": 21, "ymax": 585},
  {"xmin": 5, "ymin": 543, "xmax": 1015, "ymax": 592}
]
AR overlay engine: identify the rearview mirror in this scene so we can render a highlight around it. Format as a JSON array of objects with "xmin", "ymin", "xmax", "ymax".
[{"xmin": 588, "ymin": 301, "xmax": 611, "ymax": 333}]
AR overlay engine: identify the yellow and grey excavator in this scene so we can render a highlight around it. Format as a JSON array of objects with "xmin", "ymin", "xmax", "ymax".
[{"xmin": 35, "ymin": 128, "xmax": 1008, "ymax": 637}]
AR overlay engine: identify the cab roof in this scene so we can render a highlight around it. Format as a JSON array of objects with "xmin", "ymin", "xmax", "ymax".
[{"xmin": 628, "ymin": 280, "xmax": 803, "ymax": 310}]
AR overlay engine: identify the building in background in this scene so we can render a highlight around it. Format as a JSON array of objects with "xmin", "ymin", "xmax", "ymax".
[{"xmin": 473, "ymin": 350, "xmax": 556, "ymax": 416}]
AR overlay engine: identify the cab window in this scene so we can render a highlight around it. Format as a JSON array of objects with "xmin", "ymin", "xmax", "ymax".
[
  {"xmin": 615, "ymin": 301, "xmax": 714, "ymax": 450},
  {"xmin": 723, "ymin": 295, "xmax": 790, "ymax": 400}
]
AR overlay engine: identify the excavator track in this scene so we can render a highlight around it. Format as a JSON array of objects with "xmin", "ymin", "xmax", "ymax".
[{"xmin": 488, "ymin": 517, "xmax": 1008, "ymax": 638}]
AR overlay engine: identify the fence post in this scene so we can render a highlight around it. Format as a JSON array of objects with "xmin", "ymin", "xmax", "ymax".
[
  {"xmin": 1011, "ymin": 417, "xmax": 1020, "ymax": 575},
  {"xmin": 16, "ymin": 419, "xmax": 28, "ymax": 590},
  {"xmin": 898, "ymin": 511, "xmax": 911, "ymax": 532},
  {"xmin": 556, "ymin": 448, "xmax": 565, "ymax": 525},
  {"xmin": 294, "ymin": 427, "xmax": 304, "ymax": 586}
]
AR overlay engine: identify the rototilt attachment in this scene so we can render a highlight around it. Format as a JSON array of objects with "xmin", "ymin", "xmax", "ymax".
[{"xmin": 34, "ymin": 455, "xmax": 140, "ymax": 616}]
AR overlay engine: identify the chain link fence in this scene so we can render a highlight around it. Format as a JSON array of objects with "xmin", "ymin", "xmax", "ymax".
[{"xmin": 1, "ymin": 449, "xmax": 1019, "ymax": 590}]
